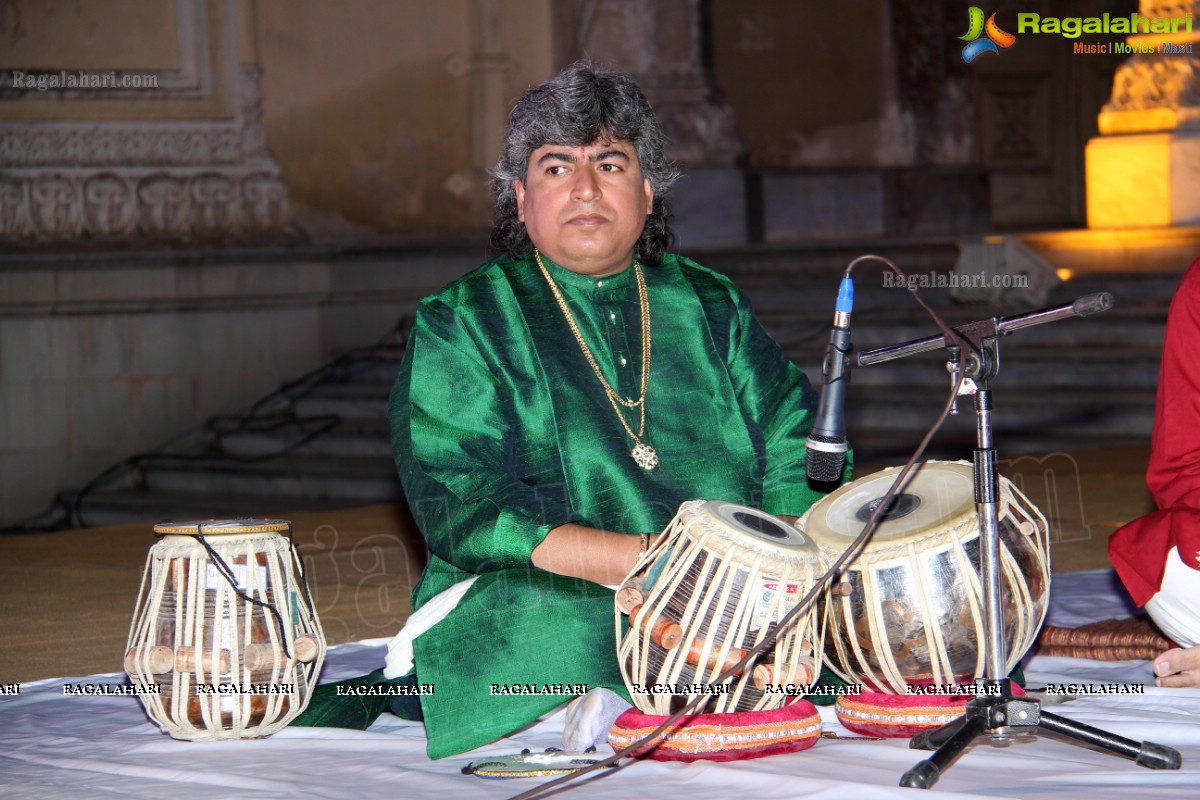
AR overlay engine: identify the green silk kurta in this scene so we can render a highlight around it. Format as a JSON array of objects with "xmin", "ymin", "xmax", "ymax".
[{"xmin": 390, "ymin": 251, "xmax": 839, "ymax": 758}]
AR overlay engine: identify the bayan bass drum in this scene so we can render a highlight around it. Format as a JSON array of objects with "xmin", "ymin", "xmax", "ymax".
[{"xmin": 801, "ymin": 461, "xmax": 1049, "ymax": 694}]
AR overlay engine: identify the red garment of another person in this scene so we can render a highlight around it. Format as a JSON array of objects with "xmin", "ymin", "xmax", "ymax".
[{"xmin": 1109, "ymin": 257, "xmax": 1200, "ymax": 607}]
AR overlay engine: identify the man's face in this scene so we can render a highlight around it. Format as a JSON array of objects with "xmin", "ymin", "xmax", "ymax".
[{"xmin": 514, "ymin": 138, "xmax": 654, "ymax": 277}]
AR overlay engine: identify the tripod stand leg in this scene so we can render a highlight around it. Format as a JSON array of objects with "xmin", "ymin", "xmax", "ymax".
[
  {"xmin": 910, "ymin": 713, "xmax": 970, "ymax": 751},
  {"xmin": 1038, "ymin": 709, "xmax": 1182, "ymax": 770},
  {"xmin": 900, "ymin": 712, "xmax": 988, "ymax": 789}
]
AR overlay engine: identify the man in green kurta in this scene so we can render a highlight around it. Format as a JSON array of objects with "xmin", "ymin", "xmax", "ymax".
[
  {"xmin": 394, "ymin": 250, "xmax": 836, "ymax": 755},
  {"xmin": 298, "ymin": 63, "xmax": 845, "ymax": 759},
  {"xmin": 386, "ymin": 63, "xmax": 845, "ymax": 759}
]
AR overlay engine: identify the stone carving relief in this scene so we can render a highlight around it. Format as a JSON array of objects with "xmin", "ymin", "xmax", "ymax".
[
  {"xmin": 0, "ymin": 177, "xmax": 29, "ymax": 238},
  {"xmin": 29, "ymin": 177, "xmax": 83, "ymax": 239},
  {"xmin": 0, "ymin": 169, "xmax": 290, "ymax": 243},
  {"xmin": 1143, "ymin": 0, "xmax": 1195, "ymax": 19},
  {"xmin": 83, "ymin": 175, "xmax": 136, "ymax": 236},
  {"xmin": 1, "ymin": 127, "xmax": 246, "ymax": 167},
  {"xmin": 1104, "ymin": 55, "xmax": 1200, "ymax": 117},
  {"xmin": 1, "ymin": 65, "xmax": 290, "ymax": 245},
  {"xmin": 243, "ymin": 175, "xmax": 289, "ymax": 232},
  {"xmin": 137, "ymin": 177, "xmax": 189, "ymax": 237},
  {"xmin": 1098, "ymin": 0, "xmax": 1200, "ymax": 131}
]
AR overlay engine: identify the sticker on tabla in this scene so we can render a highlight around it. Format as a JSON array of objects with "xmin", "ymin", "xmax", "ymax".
[
  {"xmin": 752, "ymin": 579, "xmax": 800, "ymax": 630},
  {"xmin": 205, "ymin": 563, "xmax": 268, "ymax": 592}
]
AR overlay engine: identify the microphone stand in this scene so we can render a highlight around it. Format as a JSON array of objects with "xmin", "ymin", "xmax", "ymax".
[{"xmin": 857, "ymin": 293, "xmax": 1182, "ymax": 790}]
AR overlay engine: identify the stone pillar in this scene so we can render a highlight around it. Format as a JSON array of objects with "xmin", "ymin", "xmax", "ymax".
[
  {"xmin": 568, "ymin": 0, "xmax": 742, "ymax": 167},
  {"xmin": 444, "ymin": 0, "xmax": 515, "ymax": 227},
  {"xmin": 554, "ymin": 0, "xmax": 745, "ymax": 245},
  {"xmin": 1086, "ymin": 0, "xmax": 1200, "ymax": 228}
]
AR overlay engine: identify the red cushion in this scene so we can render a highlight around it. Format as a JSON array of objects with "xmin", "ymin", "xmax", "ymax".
[
  {"xmin": 608, "ymin": 699, "xmax": 821, "ymax": 762},
  {"xmin": 835, "ymin": 685, "xmax": 1026, "ymax": 739}
]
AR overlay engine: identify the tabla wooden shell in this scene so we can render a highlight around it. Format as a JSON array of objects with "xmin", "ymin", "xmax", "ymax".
[
  {"xmin": 800, "ymin": 461, "xmax": 1050, "ymax": 694},
  {"xmin": 616, "ymin": 500, "xmax": 829, "ymax": 715},
  {"xmin": 124, "ymin": 519, "xmax": 326, "ymax": 740}
]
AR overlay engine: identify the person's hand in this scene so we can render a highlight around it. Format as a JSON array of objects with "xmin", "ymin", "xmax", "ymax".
[{"xmin": 1153, "ymin": 645, "xmax": 1200, "ymax": 687}]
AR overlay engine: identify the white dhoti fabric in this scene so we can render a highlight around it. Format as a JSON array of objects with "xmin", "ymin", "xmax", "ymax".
[
  {"xmin": 1145, "ymin": 546, "xmax": 1200, "ymax": 648},
  {"xmin": 382, "ymin": 576, "xmax": 478, "ymax": 679}
]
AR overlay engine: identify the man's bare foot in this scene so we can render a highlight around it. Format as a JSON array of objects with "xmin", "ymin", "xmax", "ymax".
[{"xmin": 1153, "ymin": 645, "xmax": 1200, "ymax": 687}]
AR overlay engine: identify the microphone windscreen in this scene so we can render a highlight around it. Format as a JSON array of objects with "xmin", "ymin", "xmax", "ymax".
[
  {"xmin": 806, "ymin": 434, "xmax": 847, "ymax": 483},
  {"xmin": 1072, "ymin": 292, "xmax": 1114, "ymax": 317}
]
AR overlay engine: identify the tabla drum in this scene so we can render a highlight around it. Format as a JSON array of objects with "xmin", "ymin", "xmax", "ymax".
[
  {"xmin": 616, "ymin": 500, "xmax": 829, "ymax": 715},
  {"xmin": 801, "ymin": 461, "xmax": 1049, "ymax": 694},
  {"xmin": 124, "ymin": 519, "xmax": 326, "ymax": 740}
]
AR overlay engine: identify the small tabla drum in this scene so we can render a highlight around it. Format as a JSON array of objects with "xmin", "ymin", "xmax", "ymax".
[
  {"xmin": 616, "ymin": 500, "xmax": 829, "ymax": 715},
  {"xmin": 800, "ymin": 461, "xmax": 1049, "ymax": 694},
  {"xmin": 124, "ymin": 519, "xmax": 326, "ymax": 740}
]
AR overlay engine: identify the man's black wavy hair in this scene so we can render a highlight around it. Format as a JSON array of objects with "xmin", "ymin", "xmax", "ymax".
[{"xmin": 489, "ymin": 62, "xmax": 679, "ymax": 265}]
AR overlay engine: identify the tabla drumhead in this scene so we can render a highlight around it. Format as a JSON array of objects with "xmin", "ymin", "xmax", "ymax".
[
  {"xmin": 803, "ymin": 462, "xmax": 977, "ymax": 548},
  {"xmin": 698, "ymin": 501, "xmax": 821, "ymax": 563}
]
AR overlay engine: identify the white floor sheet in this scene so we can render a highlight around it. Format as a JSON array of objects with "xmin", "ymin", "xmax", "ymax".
[{"xmin": 3, "ymin": 569, "xmax": 1199, "ymax": 799}]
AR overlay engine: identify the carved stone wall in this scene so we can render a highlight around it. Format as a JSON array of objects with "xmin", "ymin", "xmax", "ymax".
[
  {"xmin": 1, "ymin": 68, "xmax": 288, "ymax": 245},
  {"xmin": 0, "ymin": 0, "xmax": 290, "ymax": 247}
]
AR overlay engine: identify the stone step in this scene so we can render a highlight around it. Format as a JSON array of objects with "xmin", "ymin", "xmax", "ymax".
[
  {"xmin": 213, "ymin": 418, "xmax": 394, "ymax": 459},
  {"xmin": 323, "ymin": 349, "xmax": 405, "ymax": 386},
  {"xmin": 292, "ymin": 384, "xmax": 392, "ymax": 421},
  {"xmin": 842, "ymin": 348, "xmax": 1161, "ymax": 390},
  {"xmin": 74, "ymin": 488, "xmax": 361, "ymax": 528},
  {"xmin": 847, "ymin": 430, "xmax": 1147, "ymax": 468},
  {"xmin": 846, "ymin": 386, "xmax": 1155, "ymax": 439},
  {"xmin": 761, "ymin": 307, "xmax": 1167, "ymax": 337},
  {"xmin": 846, "ymin": 390, "xmax": 1154, "ymax": 470},
  {"xmin": 742, "ymin": 276, "xmax": 1175, "ymax": 339},
  {"xmin": 696, "ymin": 240, "xmax": 1184, "ymax": 290},
  {"xmin": 693, "ymin": 241, "xmax": 962, "ymax": 280},
  {"xmin": 139, "ymin": 454, "xmax": 403, "ymax": 502}
]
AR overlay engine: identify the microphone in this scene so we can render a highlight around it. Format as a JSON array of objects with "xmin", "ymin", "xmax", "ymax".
[{"xmin": 806, "ymin": 275, "xmax": 853, "ymax": 484}]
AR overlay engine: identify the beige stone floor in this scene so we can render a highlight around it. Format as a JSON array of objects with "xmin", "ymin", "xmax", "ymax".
[{"xmin": 0, "ymin": 446, "xmax": 1153, "ymax": 683}]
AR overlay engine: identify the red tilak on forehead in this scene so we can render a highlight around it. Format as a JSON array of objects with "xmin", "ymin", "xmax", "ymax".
[{"xmin": 579, "ymin": 146, "xmax": 587, "ymax": 161}]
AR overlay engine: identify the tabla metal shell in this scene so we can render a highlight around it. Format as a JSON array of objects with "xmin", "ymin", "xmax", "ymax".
[
  {"xmin": 616, "ymin": 500, "xmax": 831, "ymax": 715},
  {"xmin": 800, "ymin": 462, "xmax": 1050, "ymax": 694},
  {"xmin": 124, "ymin": 519, "xmax": 327, "ymax": 740}
]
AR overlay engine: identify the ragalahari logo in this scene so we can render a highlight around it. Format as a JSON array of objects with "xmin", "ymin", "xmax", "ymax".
[{"xmin": 960, "ymin": 7, "xmax": 1017, "ymax": 62}]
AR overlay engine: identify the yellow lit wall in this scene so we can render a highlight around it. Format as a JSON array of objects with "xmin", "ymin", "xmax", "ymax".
[{"xmin": 1085, "ymin": 133, "xmax": 1172, "ymax": 228}]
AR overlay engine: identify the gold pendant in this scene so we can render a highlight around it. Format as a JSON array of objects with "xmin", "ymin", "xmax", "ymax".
[{"xmin": 632, "ymin": 442, "xmax": 658, "ymax": 471}]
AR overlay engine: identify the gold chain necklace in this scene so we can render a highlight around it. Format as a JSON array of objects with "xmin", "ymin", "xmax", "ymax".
[{"xmin": 534, "ymin": 249, "xmax": 658, "ymax": 470}]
